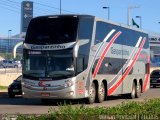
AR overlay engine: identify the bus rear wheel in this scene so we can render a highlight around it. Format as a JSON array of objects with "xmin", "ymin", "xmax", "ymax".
[
  {"xmin": 128, "ymin": 82, "xmax": 136, "ymax": 99},
  {"xmin": 135, "ymin": 82, "xmax": 141, "ymax": 98},
  {"xmin": 97, "ymin": 82, "xmax": 105, "ymax": 103},
  {"xmin": 85, "ymin": 82, "xmax": 96, "ymax": 104}
]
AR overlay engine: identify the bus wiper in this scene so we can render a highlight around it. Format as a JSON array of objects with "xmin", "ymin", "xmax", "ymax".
[
  {"xmin": 49, "ymin": 73, "xmax": 73, "ymax": 78},
  {"xmin": 29, "ymin": 72, "xmax": 44, "ymax": 75}
]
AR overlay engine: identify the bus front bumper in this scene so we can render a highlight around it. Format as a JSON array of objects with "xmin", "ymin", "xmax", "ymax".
[{"xmin": 22, "ymin": 87, "xmax": 81, "ymax": 99}]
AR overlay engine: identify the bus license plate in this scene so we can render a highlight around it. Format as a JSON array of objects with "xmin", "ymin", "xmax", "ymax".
[{"xmin": 41, "ymin": 93, "xmax": 50, "ymax": 97}]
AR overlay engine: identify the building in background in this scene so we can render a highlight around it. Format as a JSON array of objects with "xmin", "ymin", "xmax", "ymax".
[
  {"xmin": 149, "ymin": 32, "xmax": 160, "ymax": 67},
  {"xmin": 0, "ymin": 34, "xmax": 24, "ymax": 59},
  {"xmin": 0, "ymin": 1, "xmax": 33, "ymax": 60}
]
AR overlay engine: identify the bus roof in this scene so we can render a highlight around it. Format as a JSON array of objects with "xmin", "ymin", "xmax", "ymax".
[{"xmin": 32, "ymin": 14, "xmax": 147, "ymax": 34}]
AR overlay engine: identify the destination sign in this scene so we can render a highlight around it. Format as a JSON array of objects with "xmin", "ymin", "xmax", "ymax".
[{"xmin": 24, "ymin": 42, "xmax": 76, "ymax": 50}]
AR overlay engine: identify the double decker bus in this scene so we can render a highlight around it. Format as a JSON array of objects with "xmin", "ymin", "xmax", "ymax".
[{"xmin": 22, "ymin": 15, "xmax": 150, "ymax": 104}]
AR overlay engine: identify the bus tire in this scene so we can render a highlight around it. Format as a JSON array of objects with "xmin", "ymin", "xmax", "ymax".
[
  {"xmin": 128, "ymin": 82, "xmax": 136, "ymax": 99},
  {"xmin": 97, "ymin": 82, "xmax": 105, "ymax": 103},
  {"xmin": 135, "ymin": 82, "xmax": 141, "ymax": 98},
  {"xmin": 85, "ymin": 82, "xmax": 96, "ymax": 104}
]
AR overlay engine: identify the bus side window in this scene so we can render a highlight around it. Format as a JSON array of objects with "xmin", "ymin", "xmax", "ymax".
[{"xmin": 94, "ymin": 21, "xmax": 111, "ymax": 45}]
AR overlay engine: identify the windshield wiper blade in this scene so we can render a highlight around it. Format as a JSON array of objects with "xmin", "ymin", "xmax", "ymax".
[{"xmin": 49, "ymin": 72, "xmax": 73, "ymax": 78}]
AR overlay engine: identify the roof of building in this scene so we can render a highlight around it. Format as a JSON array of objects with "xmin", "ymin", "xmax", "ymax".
[{"xmin": 0, "ymin": 34, "xmax": 24, "ymax": 40}]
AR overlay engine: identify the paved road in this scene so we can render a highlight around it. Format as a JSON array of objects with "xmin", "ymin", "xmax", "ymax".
[{"xmin": 0, "ymin": 87, "xmax": 160, "ymax": 114}]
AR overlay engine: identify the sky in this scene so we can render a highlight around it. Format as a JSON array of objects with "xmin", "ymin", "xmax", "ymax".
[{"xmin": 0, "ymin": 0, "xmax": 160, "ymax": 36}]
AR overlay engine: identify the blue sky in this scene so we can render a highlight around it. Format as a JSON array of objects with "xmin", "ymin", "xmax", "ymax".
[{"xmin": 0, "ymin": 0, "xmax": 159, "ymax": 36}]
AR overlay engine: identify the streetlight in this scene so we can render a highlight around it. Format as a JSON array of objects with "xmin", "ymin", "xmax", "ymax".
[
  {"xmin": 127, "ymin": 5, "xmax": 140, "ymax": 26},
  {"xmin": 7, "ymin": 30, "xmax": 12, "ymax": 58},
  {"xmin": 103, "ymin": 6, "xmax": 110, "ymax": 20},
  {"xmin": 136, "ymin": 16, "xmax": 142, "ymax": 29}
]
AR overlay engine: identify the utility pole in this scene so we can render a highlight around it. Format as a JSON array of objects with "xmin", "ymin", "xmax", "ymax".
[
  {"xmin": 127, "ymin": 5, "xmax": 140, "ymax": 26},
  {"xmin": 7, "ymin": 30, "xmax": 12, "ymax": 59},
  {"xmin": 60, "ymin": 0, "xmax": 61, "ymax": 14},
  {"xmin": 103, "ymin": 7, "xmax": 110, "ymax": 20}
]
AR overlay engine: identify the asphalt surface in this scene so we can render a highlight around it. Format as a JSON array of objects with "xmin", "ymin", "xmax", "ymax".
[{"xmin": 0, "ymin": 87, "xmax": 160, "ymax": 114}]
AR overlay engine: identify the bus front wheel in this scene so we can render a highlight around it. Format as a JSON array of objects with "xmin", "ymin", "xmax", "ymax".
[{"xmin": 85, "ymin": 82, "xmax": 96, "ymax": 104}]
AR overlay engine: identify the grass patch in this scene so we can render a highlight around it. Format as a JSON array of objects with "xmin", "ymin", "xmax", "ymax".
[
  {"xmin": 0, "ymin": 86, "xmax": 7, "ymax": 90},
  {"xmin": 4, "ymin": 98, "xmax": 160, "ymax": 120}
]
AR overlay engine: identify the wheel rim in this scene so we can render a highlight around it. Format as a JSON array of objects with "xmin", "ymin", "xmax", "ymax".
[
  {"xmin": 132, "ymin": 83, "xmax": 135, "ymax": 98},
  {"xmin": 89, "ymin": 83, "xmax": 96, "ymax": 101},
  {"xmin": 137, "ymin": 83, "xmax": 141, "ymax": 97},
  {"xmin": 99, "ymin": 83, "xmax": 105, "ymax": 101}
]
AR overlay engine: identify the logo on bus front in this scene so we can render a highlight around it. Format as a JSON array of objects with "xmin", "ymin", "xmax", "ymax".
[
  {"xmin": 38, "ymin": 81, "xmax": 51, "ymax": 87},
  {"xmin": 31, "ymin": 45, "xmax": 65, "ymax": 50}
]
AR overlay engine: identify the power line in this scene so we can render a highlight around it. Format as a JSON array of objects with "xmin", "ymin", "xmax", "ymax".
[
  {"xmin": 7, "ymin": 0, "xmax": 75, "ymax": 14},
  {"xmin": 4, "ymin": 0, "xmax": 60, "ymax": 15},
  {"xmin": 0, "ymin": 0, "xmax": 51, "ymax": 16},
  {"xmin": 6, "ymin": 0, "xmax": 19, "ymax": 4},
  {"xmin": 34, "ymin": 6, "xmax": 57, "ymax": 15},
  {"xmin": 0, "ymin": 4, "xmax": 20, "ymax": 14},
  {"xmin": 0, "ymin": 0, "xmax": 77, "ymax": 16},
  {"xmin": 34, "ymin": 3, "xmax": 59, "ymax": 14},
  {"xmin": 1, "ymin": 0, "xmax": 20, "ymax": 9},
  {"xmin": 34, "ymin": 2, "xmax": 75, "ymax": 14},
  {"xmin": 0, "ymin": 0, "xmax": 20, "ymax": 10}
]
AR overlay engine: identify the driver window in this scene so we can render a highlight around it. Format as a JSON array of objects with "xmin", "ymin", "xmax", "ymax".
[{"xmin": 77, "ymin": 57, "xmax": 84, "ymax": 74}]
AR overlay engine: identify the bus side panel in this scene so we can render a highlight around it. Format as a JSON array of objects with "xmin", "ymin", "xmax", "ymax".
[
  {"xmin": 122, "ymin": 31, "xmax": 149, "ymax": 94},
  {"xmin": 90, "ymin": 20, "xmax": 149, "ymax": 96}
]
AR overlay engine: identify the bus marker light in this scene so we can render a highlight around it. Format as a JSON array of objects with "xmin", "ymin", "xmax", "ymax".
[{"xmin": 69, "ymin": 91, "xmax": 74, "ymax": 96}]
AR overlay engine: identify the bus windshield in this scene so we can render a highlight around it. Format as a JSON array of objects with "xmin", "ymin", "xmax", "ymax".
[
  {"xmin": 25, "ymin": 16, "xmax": 79, "ymax": 45},
  {"xmin": 23, "ymin": 49, "xmax": 75, "ymax": 79}
]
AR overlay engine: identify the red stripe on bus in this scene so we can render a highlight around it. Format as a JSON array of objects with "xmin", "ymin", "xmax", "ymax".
[
  {"xmin": 93, "ymin": 31, "xmax": 122, "ymax": 78},
  {"xmin": 143, "ymin": 55, "xmax": 150, "ymax": 92},
  {"xmin": 108, "ymin": 38, "xmax": 146, "ymax": 95}
]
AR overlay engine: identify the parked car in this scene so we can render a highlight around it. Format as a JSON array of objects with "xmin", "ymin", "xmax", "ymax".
[
  {"xmin": 150, "ymin": 70, "xmax": 160, "ymax": 88},
  {"xmin": 8, "ymin": 75, "xmax": 22, "ymax": 98},
  {"xmin": 0, "ymin": 60, "xmax": 22, "ymax": 68}
]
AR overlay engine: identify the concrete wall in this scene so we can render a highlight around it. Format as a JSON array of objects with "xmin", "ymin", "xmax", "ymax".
[{"xmin": 0, "ymin": 73, "xmax": 21, "ymax": 86}]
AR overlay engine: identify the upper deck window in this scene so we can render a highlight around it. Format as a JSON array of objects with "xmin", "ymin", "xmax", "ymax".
[{"xmin": 25, "ymin": 16, "xmax": 78, "ymax": 45}]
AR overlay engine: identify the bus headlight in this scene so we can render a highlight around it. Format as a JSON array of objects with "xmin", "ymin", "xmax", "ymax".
[
  {"xmin": 69, "ymin": 91, "xmax": 74, "ymax": 96},
  {"xmin": 63, "ymin": 81, "xmax": 73, "ymax": 88}
]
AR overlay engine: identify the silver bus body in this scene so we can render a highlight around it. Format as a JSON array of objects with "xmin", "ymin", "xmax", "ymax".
[{"xmin": 22, "ymin": 15, "xmax": 150, "ymax": 103}]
